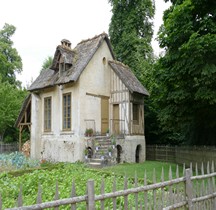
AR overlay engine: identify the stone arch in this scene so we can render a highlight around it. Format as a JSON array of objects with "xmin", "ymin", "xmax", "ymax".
[
  {"xmin": 116, "ymin": 145, "xmax": 122, "ymax": 163},
  {"xmin": 135, "ymin": 144, "xmax": 142, "ymax": 163}
]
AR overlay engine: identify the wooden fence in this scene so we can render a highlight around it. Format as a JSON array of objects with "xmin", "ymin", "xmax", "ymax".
[
  {"xmin": 2, "ymin": 162, "xmax": 216, "ymax": 210},
  {"xmin": 146, "ymin": 145, "xmax": 216, "ymax": 168},
  {"xmin": 0, "ymin": 142, "xmax": 18, "ymax": 154}
]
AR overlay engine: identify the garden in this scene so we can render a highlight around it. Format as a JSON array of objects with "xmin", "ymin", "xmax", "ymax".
[{"xmin": 0, "ymin": 152, "xmax": 185, "ymax": 209}]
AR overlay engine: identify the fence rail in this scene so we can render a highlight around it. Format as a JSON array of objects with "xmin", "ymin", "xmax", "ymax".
[
  {"xmin": 2, "ymin": 162, "xmax": 216, "ymax": 210},
  {"xmin": 146, "ymin": 145, "xmax": 216, "ymax": 167},
  {"xmin": 0, "ymin": 142, "xmax": 18, "ymax": 154}
]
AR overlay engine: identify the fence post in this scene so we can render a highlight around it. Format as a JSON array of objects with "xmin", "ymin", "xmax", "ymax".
[
  {"xmin": 185, "ymin": 168, "xmax": 193, "ymax": 210},
  {"xmin": 87, "ymin": 179, "xmax": 95, "ymax": 210},
  {"xmin": 0, "ymin": 193, "xmax": 2, "ymax": 210}
]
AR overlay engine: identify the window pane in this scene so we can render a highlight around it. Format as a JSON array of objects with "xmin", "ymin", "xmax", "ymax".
[
  {"xmin": 44, "ymin": 97, "xmax": 52, "ymax": 131},
  {"xmin": 63, "ymin": 93, "xmax": 71, "ymax": 130}
]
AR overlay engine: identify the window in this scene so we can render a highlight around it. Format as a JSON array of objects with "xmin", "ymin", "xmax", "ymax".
[
  {"xmin": 44, "ymin": 97, "xmax": 52, "ymax": 131},
  {"xmin": 133, "ymin": 104, "xmax": 139, "ymax": 125},
  {"xmin": 63, "ymin": 93, "xmax": 71, "ymax": 130}
]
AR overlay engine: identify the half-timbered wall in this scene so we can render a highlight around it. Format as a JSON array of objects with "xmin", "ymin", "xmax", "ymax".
[
  {"xmin": 110, "ymin": 70, "xmax": 130, "ymax": 134},
  {"xmin": 130, "ymin": 93, "xmax": 145, "ymax": 135}
]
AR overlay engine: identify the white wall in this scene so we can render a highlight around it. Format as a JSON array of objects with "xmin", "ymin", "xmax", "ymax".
[
  {"xmin": 31, "ymin": 40, "xmax": 114, "ymax": 162},
  {"xmin": 78, "ymin": 40, "xmax": 113, "ymax": 133},
  {"xmin": 30, "ymin": 93, "xmax": 42, "ymax": 159}
]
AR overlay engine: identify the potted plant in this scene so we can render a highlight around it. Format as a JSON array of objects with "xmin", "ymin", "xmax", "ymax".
[
  {"xmin": 106, "ymin": 128, "xmax": 109, "ymax": 137},
  {"xmin": 95, "ymin": 141, "xmax": 99, "ymax": 151},
  {"xmin": 108, "ymin": 147, "xmax": 112, "ymax": 157},
  {"xmin": 101, "ymin": 150, "xmax": 105, "ymax": 160},
  {"xmin": 111, "ymin": 136, "xmax": 116, "ymax": 149},
  {"xmin": 85, "ymin": 128, "xmax": 93, "ymax": 137},
  {"xmin": 84, "ymin": 148, "xmax": 88, "ymax": 159}
]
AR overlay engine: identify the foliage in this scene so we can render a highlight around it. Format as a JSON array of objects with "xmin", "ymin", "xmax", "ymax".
[
  {"xmin": 0, "ymin": 161, "xmax": 182, "ymax": 209},
  {"xmin": 0, "ymin": 23, "xmax": 22, "ymax": 86},
  {"xmin": 108, "ymin": 0, "xmax": 155, "ymax": 83},
  {"xmin": 0, "ymin": 76, "xmax": 27, "ymax": 140},
  {"xmin": 108, "ymin": 0, "xmax": 160, "ymax": 145},
  {"xmin": 0, "ymin": 152, "xmax": 40, "ymax": 171},
  {"xmin": 155, "ymin": 0, "xmax": 216, "ymax": 145},
  {"xmin": 85, "ymin": 128, "xmax": 93, "ymax": 136},
  {"xmin": 40, "ymin": 56, "xmax": 53, "ymax": 73},
  {"xmin": 0, "ymin": 163, "xmax": 127, "ymax": 209},
  {"xmin": 0, "ymin": 23, "xmax": 26, "ymax": 142}
]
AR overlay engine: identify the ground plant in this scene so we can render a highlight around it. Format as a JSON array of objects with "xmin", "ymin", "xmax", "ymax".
[{"xmin": 0, "ymin": 155, "xmax": 184, "ymax": 209}]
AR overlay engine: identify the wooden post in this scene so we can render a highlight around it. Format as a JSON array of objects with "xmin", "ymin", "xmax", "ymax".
[
  {"xmin": 185, "ymin": 168, "xmax": 193, "ymax": 210},
  {"xmin": 124, "ymin": 175, "xmax": 128, "ymax": 210},
  {"xmin": 19, "ymin": 126, "xmax": 22, "ymax": 152},
  {"xmin": 87, "ymin": 179, "xmax": 95, "ymax": 210},
  {"xmin": 0, "ymin": 193, "xmax": 2, "ymax": 210},
  {"xmin": 17, "ymin": 185, "xmax": 23, "ymax": 207},
  {"xmin": 71, "ymin": 180, "xmax": 76, "ymax": 210},
  {"xmin": 36, "ymin": 184, "xmax": 42, "ymax": 204},
  {"xmin": 112, "ymin": 177, "xmax": 117, "ymax": 210}
]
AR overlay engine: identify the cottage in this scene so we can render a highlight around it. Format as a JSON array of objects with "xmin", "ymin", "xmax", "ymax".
[{"xmin": 16, "ymin": 33, "xmax": 149, "ymax": 164}]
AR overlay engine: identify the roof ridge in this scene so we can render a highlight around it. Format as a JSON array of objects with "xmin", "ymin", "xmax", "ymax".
[{"xmin": 77, "ymin": 32, "xmax": 108, "ymax": 45}]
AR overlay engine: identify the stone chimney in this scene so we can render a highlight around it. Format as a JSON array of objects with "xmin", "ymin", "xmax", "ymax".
[{"xmin": 61, "ymin": 39, "xmax": 71, "ymax": 49}]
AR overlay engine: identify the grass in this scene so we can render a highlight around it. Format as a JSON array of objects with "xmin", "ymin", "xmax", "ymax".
[{"xmin": 102, "ymin": 161, "xmax": 185, "ymax": 182}]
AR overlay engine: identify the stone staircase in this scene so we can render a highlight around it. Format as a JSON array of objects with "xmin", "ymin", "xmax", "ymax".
[{"xmin": 87, "ymin": 136, "xmax": 116, "ymax": 168}]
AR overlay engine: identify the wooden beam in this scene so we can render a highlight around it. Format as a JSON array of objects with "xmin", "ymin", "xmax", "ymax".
[
  {"xmin": 19, "ymin": 127, "xmax": 22, "ymax": 152},
  {"xmin": 86, "ymin": 92, "xmax": 109, "ymax": 99}
]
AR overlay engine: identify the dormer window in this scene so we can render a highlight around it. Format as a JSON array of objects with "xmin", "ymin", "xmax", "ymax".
[{"xmin": 50, "ymin": 39, "xmax": 74, "ymax": 72}]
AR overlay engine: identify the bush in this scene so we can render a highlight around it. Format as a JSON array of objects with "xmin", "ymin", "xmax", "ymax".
[{"xmin": 0, "ymin": 152, "xmax": 40, "ymax": 169}]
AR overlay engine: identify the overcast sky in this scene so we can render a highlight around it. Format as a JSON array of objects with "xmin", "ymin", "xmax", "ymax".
[{"xmin": 0, "ymin": 0, "xmax": 170, "ymax": 87}]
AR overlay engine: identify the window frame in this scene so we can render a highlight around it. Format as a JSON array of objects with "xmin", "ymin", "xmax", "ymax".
[
  {"xmin": 133, "ymin": 103, "xmax": 139, "ymax": 125},
  {"xmin": 62, "ymin": 92, "xmax": 71, "ymax": 131},
  {"xmin": 44, "ymin": 96, "xmax": 52, "ymax": 132}
]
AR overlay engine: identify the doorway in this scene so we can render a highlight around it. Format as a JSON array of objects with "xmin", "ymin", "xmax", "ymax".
[
  {"xmin": 135, "ymin": 145, "xmax": 142, "ymax": 163},
  {"xmin": 101, "ymin": 98, "xmax": 109, "ymax": 135},
  {"xmin": 113, "ymin": 104, "xmax": 119, "ymax": 134},
  {"xmin": 116, "ymin": 145, "xmax": 122, "ymax": 163}
]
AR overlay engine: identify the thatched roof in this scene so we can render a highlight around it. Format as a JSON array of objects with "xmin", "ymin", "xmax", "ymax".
[
  {"xmin": 109, "ymin": 60, "xmax": 149, "ymax": 96},
  {"xmin": 28, "ymin": 33, "xmax": 114, "ymax": 91},
  {"xmin": 28, "ymin": 33, "xmax": 149, "ymax": 96}
]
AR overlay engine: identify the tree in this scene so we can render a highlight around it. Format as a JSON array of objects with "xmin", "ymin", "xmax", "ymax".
[
  {"xmin": 108, "ymin": 0, "xmax": 158, "ymax": 144},
  {"xmin": 40, "ymin": 56, "xmax": 53, "ymax": 73},
  {"xmin": 157, "ymin": 0, "xmax": 216, "ymax": 145},
  {"xmin": 108, "ymin": 0, "xmax": 155, "ymax": 82},
  {"xmin": 0, "ymin": 76, "xmax": 27, "ymax": 141},
  {"xmin": 0, "ymin": 23, "xmax": 22, "ymax": 86}
]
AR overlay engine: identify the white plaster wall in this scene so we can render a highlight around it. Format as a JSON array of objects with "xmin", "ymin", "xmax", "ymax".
[
  {"xmin": 30, "ymin": 93, "xmax": 42, "ymax": 159},
  {"xmin": 38, "ymin": 82, "xmax": 85, "ymax": 162},
  {"xmin": 78, "ymin": 40, "xmax": 113, "ymax": 134},
  {"xmin": 41, "ymin": 136, "xmax": 85, "ymax": 162},
  {"xmin": 84, "ymin": 95, "xmax": 100, "ymax": 133},
  {"xmin": 116, "ymin": 135, "xmax": 146, "ymax": 163}
]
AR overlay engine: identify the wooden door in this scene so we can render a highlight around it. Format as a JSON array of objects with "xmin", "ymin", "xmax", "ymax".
[
  {"xmin": 113, "ymin": 104, "xmax": 119, "ymax": 134},
  {"xmin": 101, "ymin": 98, "xmax": 109, "ymax": 134}
]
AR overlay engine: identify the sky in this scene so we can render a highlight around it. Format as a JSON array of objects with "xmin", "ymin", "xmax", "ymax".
[{"xmin": 0, "ymin": 0, "xmax": 171, "ymax": 87}]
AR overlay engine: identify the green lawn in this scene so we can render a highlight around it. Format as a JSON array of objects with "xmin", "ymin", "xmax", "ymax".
[{"xmin": 102, "ymin": 161, "xmax": 185, "ymax": 182}]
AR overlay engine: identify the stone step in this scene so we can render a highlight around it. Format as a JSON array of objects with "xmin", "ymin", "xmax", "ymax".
[
  {"xmin": 89, "ymin": 158, "xmax": 103, "ymax": 163},
  {"xmin": 88, "ymin": 162, "xmax": 103, "ymax": 168},
  {"xmin": 95, "ymin": 141, "xmax": 112, "ymax": 146}
]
